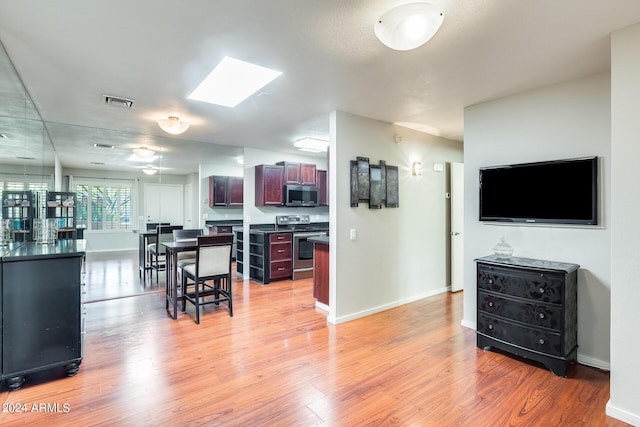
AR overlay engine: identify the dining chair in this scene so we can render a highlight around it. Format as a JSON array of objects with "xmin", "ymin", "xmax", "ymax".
[
  {"xmin": 180, "ymin": 234, "xmax": 233, "ymax": 324},
  {"xmin": 148, "ymin": 225, "xmax": 183, "ymax": 282},
  {"xmin": 173, "ymin": 228, "xmax": 204, "ymax": 282}
]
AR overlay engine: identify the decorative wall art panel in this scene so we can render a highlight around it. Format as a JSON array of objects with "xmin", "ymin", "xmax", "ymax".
[{"xmin": 349, "ymin": 157, "xmax": 399, "ymax": 209}]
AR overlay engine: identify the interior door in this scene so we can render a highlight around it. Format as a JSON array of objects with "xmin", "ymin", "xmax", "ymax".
[
  {"xmin": 144, "ymin": 183, "xmax": 184, "ymax": 226},
  {"xmin": 450, "ymin": 162, "xmax": 464, "ymax": 292}
]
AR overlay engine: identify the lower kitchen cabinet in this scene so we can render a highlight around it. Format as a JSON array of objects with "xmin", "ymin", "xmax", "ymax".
[
  {"xmin": 0, "ymin": 240, "xmax": 86, "ymax": 390},
  {"xmin": 475, "ymin": 255, "xmax": 579, "ymax": 377},
  {"xmin": 248, "ymin": 231, "xmax": 292, "ymax": 284}
]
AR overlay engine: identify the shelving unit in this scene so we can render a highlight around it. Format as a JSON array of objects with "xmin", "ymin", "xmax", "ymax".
[
  {"xmin": 1, "ymin": 191, "xmax": 34, "ymax": 242},
  {"xmin": 236, "ymin": 229, "xmax": 244, "ymax": 275},
  {"xmin": 46, "ymin": 192, "xmax": 77, "ymax": 239}
]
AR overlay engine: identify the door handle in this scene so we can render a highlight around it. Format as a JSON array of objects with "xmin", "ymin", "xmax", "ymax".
[{"xmin": 450, "ymin": 232, "xmax": 461, "ymax": 236}]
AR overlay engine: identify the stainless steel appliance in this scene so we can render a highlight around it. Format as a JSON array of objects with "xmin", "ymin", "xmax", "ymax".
[
  {"xmin": 283, "ymin": 185, "xmax": 319, "ymax": 207},
  {"xmin": 276, "ymin": 215, "xmax": 328, "ymax": 280}
]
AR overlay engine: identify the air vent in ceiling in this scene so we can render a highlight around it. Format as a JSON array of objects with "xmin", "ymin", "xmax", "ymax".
[
  {"xmin": 16, "ymin": 156, "xmax": 36, "ymax": 160},
  {"xmin": 93, "ymin": 143, "xmax": 115, "ymax": 149},
  {"xmin": 104, "ymin": 94, "xmax": 134, "ymax": 108}
]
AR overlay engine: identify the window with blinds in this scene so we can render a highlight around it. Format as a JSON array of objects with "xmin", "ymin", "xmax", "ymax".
[{"xmin": 75, "ymin": 181, "xmax": 133, "ymax": 231}]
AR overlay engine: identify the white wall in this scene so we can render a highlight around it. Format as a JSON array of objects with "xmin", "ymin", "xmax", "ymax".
[
  {"xmin": 608, "ymin": 22, "xmax": 640, "ymax": 427},
  {"xmin": 463, "ymin": 73, "xmax": 612, "ymax": 370},
  {"xmin": 330, "ymin": 111, "xmax": 463, "ymax": 323}
]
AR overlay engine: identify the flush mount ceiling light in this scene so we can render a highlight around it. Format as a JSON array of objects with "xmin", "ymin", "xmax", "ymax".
[
  {"xmin": 374, "ymin": 2, "xmax": 444, "ymax": 51},
  {"xmin": 142, "ymin": 166, "xmax": 158, "ymax": 175},
  {"xmin": 293, "ymin": 137, "xmax": 329, "ymax": 153},
  {"xmin": 187, "ymin": 56, "xmax": 282, "ymax": 108},
  {"xmin": 132, "ymin": 146, "xmax": 155, "ymax": 158},
  {"xmin": 157, "ymin": 116, "xmax": 190, "ymax": 135}
]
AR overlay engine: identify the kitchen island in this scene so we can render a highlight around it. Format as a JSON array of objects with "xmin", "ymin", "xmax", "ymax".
[{"xmin": 308, "ymin": 235, "xmax": 329, "ymax": 307}]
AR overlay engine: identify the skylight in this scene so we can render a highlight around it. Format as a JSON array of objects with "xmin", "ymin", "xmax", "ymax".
[{"xmin": 187, "ymin": 56, "xmax": 282, "ymax": 108}]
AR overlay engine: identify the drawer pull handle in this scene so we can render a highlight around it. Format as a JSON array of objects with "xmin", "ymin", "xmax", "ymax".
[
  {"xmin": 488, "ymin": 324, "xmax": 493, "ymax": 330},
  {"xmin": 488, "ymin": 301, "xmax": 494, "ymax": 307},
  {"xmin": 278, "ymin": 267, "xmax": 285, "ymax": 271},
  {"xmin": 539, "ymin": 313, "xmax": 545, "ymax": 319},
  {"xmin": 539, "ymin": 339, "xmax": 545, "ymax": 345},
  {"xmin": 278, "ymin": 249, "xmax": 285, "ymax": 253},
  {"xmin": 539, "ymin": 288, "xmax": 545, "ymax": 294}
]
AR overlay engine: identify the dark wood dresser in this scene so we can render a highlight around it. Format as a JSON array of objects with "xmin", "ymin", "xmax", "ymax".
[{"xmin": 475, "ymin": 255, "xmax": 579, "ymax": 376}]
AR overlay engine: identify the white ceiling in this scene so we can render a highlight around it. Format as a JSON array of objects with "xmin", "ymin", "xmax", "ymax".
[{"xmin": 1, "ymin": 0, "xmax": 640, "ymax": 175}]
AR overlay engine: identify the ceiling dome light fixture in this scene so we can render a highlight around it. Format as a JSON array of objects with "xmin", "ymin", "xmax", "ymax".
[
  {"xmin": 157, "ymin": 116, "xmax": 190, "ymax": 135},
  {"xmin": 293, "ymin": 137, "xmax": 329, "ymax": 153},
  {"xmin": 142, "ymin": 166, "xmax": 158, "ymax": 175},
  {"xmin": 374, "ymin": 2, "xmax": 444, "ymax": 51},
  {"xmin": 132, "ymin": 146, "xmax": 155, "ymax": 158}
]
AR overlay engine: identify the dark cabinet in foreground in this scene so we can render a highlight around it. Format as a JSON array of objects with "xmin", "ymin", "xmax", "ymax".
[
  {"xmin": 1, "ymin": 240, "xmax": 85, "ymax": 390},
  {"xmin": 475, "ymin": 255, "xmax": 578, "ymax": 377}
]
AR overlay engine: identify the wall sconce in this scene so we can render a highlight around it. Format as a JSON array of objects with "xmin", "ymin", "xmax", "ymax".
[{"xmin": 411, "ymin": 162, "xmax": 422, "ymax": 176}]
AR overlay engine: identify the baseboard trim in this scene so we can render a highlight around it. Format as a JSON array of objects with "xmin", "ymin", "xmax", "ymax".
[
  {"xmin": 576, "ymin": 354, "xmax": 610, "ymax": 371},
  {"xmin": 461, "ymin": 318, "xmax": 476, "ymax": 330},
  {"xmin": 331, "ymin": 287, "xmax": 448, "ymax": 325},
  {"xmin": 85, "ymin": 248, "xmax": 137, "ymax": 254},
  {"xmin": 606, "ymin": 400, "xmax": 640, "ymax": 426}
]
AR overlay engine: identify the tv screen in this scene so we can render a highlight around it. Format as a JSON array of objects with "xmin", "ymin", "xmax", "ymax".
[{"xmin": 479, "ymin": 156, "xmax": 598, "ymax": 225}]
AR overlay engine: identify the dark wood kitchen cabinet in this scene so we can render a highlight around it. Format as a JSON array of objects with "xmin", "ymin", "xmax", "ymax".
[
  {"xmin": 475, "ymin": 255, "xmax": 579, "ymax": 377},
  {"xmin": 316, "ymin": 169, "xmax": 328, "ymax": 206},
  {"xmin": 248, "ymin": 231, "xmax": 292, "ymax": 284},
  {"xmin": 255, "ymin": 164, "xmax": 284, "ymax": 206},
  {"xmin": 209, "ymin": 176, "xmax": 243, "ymax": 207},
  {"xmin": 277, "ymin": 161, "xmax": 316, "ymax": 185}
]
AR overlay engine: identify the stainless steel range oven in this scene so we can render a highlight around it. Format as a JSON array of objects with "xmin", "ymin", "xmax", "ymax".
[
  {"xmin": 276, "ymin": 215, "xmax": 328, "ymax": 280},
  {"xmin": 292, "ymin": 231, "xmax": 327, "ymax": 279}
]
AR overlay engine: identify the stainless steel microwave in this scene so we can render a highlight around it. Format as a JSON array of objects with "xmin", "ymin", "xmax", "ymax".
[{"xmin": 283, "ymin": 184, "xmax": 319, "ymax": 207}]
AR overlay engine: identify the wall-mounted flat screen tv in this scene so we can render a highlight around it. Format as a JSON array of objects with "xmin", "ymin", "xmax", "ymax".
[{"xmin": 479, "ymin": 156, "xmax": 598, "ymax": 225}]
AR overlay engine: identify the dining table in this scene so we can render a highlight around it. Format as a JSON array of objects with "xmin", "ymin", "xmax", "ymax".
[{"xmin": 163, "ymin": 239, "xmax": 197, "ymax": 319}]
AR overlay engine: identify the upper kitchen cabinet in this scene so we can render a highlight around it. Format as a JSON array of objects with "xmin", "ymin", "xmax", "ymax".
[
  {"xmin": 316, "ymin": 169, "xmax": 328, "ymax": 206},
  {"xmin": 255, "ymin": 164, "xmax": 284, "ymax": 206},
  {"xmin": 276, "ymin": 161, "xmax": 316, "ymax": 185},
  {"xmin": 209, "ymin": 176, "xmax": 243, "ymax": 207}
]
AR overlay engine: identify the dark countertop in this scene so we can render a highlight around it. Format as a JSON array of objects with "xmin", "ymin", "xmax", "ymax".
[
  {"xmin": 248, "ymin": 222, "xmax": 329, "ymax": 235},
  {"xmin": 475, "ymin": 255, "xmax": 579, "ymax": 273},
  {"xmin": 308, "ymin": 236, "xmax": 329, "ymax": 245},
  {"xmin": 1, "ymin": 239, "xmax": 87, "ymax": 261},
  {"xmin": 205, "ymin": 220, "xmax": 243, "ymax": 228}
]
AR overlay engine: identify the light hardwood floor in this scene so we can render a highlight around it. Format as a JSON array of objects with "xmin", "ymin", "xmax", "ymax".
[{"xmin": 0, "ymin": 252, "xmax": 628, "ymax": 426}]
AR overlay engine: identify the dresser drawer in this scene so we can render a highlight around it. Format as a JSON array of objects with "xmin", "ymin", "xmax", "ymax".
[
  {"xmin": 478, "ymin": 264, "xmax": 564, "ymax": 305},
  {"xmin": 478, "ymin": 291, "xmax": 562, "ymax": 331},
  {"xmin": 477, "ymin": 313, "xmax": 563, "ymax": 356},
  {"xmin": 270, "ymin": 260, "xmax": 292, "ymax": 278},
  {"xmin": 270, "ymin": 242, "xmax": 292, "ymax": 261}
]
